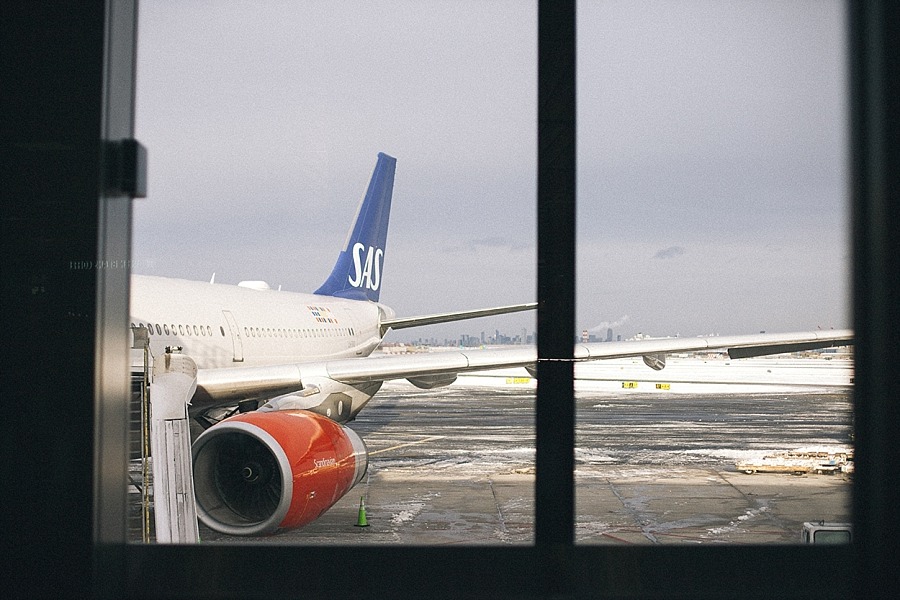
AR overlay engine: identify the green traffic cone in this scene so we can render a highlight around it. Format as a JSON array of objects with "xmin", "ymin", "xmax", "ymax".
[{"xmin": 355, "ymin": 496, "xmax": 369, "ymax": 527}]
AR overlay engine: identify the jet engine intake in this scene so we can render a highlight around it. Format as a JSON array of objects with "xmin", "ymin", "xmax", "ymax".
[{"xmin": 192, "ymin": 410, "xmax": 367, "ymax": 536}]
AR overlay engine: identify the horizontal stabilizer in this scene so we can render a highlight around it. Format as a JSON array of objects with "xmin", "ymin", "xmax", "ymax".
[{"xmin": 379, "ymin": 302, "xmax": 537, "ymax": 336}]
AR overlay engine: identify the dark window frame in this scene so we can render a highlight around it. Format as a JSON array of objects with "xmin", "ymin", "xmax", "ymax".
[{"xmin": 68, "ymin": 1, "xmax": 895, "ymax": 598}]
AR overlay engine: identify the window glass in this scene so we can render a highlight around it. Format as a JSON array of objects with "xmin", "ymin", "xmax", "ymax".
[
  {"xmin": 575, "ymin": 0, "xmax": 851, "ymax": 545},
  {"xmin": 134, "ymin": 0, "xmax": 535, "ymax": 547}
]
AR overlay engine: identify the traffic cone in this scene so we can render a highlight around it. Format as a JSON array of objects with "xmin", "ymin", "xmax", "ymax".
[{"xmin": 355, "ymin": 496, "xmax": 369, "ymax": 527}]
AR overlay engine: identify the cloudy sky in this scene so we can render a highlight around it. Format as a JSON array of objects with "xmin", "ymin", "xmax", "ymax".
[{"xmin": 133, "ymin": 0, "xmax": 849, "ymax": 342}]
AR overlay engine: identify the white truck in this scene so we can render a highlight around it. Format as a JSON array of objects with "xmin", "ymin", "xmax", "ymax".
[{"xmin": 801, "ymin": 521, "xmax": 852, "ymax": 544}]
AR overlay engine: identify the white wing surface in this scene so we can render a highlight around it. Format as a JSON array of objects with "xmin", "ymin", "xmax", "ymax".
[{"xmin": 195, "ymin": 329, "xmax": 852, "ymax": 405}]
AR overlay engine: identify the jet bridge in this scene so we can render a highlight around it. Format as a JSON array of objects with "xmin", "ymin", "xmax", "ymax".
[{"xmin": 129, "ymin": 326, "xmax": 201, "ymax": 543}]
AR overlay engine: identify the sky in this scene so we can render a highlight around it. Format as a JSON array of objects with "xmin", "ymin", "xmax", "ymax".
[{"xmin": 133, "ymin": 0, "xmax": 849, "ymax": 342}]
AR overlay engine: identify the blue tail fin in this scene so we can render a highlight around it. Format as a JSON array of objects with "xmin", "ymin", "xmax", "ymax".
[{"xmin": 314, "ymin": 153, "xmax": 396, "ymax": 302}]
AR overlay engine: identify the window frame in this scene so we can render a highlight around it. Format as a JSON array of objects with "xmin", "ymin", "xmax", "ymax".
[{"xmin": 91, "ymin": 1, "xmax": 896, "ymax": 598}]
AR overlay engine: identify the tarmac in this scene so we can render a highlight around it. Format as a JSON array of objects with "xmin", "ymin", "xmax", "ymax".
[{"xmin": 185, "ymin": 381, "xmax": 852, "ymax": 545}]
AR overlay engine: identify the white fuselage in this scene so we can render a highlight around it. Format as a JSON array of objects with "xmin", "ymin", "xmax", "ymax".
[{"xmin": 129, "ymin": 275, "xmax": 392, "ymax": 370}]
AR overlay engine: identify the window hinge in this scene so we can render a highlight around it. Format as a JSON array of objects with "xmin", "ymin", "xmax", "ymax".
[{"xmin": 105, "ymin": 138, "xmax": 147, "ymax": 198}]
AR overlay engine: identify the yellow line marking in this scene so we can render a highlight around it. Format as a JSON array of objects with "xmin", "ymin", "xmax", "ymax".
[{"xmin": 370, "ymin": 435, "xmax": 446, "ymax": 456}]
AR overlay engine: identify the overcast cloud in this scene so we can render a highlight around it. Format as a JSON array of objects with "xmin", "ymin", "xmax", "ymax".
[{"xmin": 134, "ymin": 0, "xmax": 849, "ymax": 341}]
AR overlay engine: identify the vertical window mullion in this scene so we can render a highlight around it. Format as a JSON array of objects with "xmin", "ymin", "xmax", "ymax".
[{"xmin": 536, "ymin": 0, "xmax": 576, "ymax": 562}]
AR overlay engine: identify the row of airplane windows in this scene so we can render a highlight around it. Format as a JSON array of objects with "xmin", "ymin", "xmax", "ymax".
[
  {"xmin": 241, "ymin": 325, "xmax": 356, "ymax": 339},
  {"xmin": 132, "ymin": 322, "xmax": 220, "ymax": 337},
  {"xmin": 130, "ymin": 322, "xmax": 356, "ymax": 340}
]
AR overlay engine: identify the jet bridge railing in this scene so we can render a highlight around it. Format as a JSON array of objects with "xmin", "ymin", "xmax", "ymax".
[{"xmin": 130, "ymin": 325, "xmax": 152, "ymax": 543}]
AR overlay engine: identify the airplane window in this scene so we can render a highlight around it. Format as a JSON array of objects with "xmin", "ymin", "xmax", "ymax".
[
  {"xmin": 178, "ymin": 325, "xmax": 184, "ymax": 335},
  {"xmin": 192, "ymin": 325, "xmax": 197, "ymax": 336},
  {"xmin": 155, "ymin": 324, "xmax": 161, "ymax": 335},
  {"xmin": 220, "ymin": 326, "xmax": 225, "ymax": 337}
]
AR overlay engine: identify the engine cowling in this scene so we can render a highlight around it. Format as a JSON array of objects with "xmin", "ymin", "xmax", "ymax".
[{"xmin": 192, "ymin": 410, "xmax": 367, "ymax": 536}]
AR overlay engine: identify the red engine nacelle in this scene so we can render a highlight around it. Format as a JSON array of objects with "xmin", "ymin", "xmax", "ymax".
[{"xmin": 192, "ymin": 410, "xmax": 368, "ymax": 536}]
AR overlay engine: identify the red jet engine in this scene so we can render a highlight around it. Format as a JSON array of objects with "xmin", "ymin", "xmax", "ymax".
[{"xmin": 192, "ymin": 410, "xmax": 368, "ymax": 536}]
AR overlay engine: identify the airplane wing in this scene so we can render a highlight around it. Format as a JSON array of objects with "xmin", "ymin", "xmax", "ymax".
[
  {"xmin": 188, "ymin": 327, "xmax": 853, "ymax": 535},
  {"xmin": 195, "ymin": 329, "xmax": 853, "ymax": 406}
]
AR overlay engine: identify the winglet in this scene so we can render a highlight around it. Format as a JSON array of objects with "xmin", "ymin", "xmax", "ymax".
[{"xmin": 315, "ymin": 153, "xmax": 396, "ymax": 301}]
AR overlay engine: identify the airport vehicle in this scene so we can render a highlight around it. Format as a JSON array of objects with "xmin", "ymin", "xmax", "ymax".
[
  {"xmin": 130, "ymin": 153, "xmax": 853, "ymax": 536},
  {"xmin": 801, "ymin": 522, "xmax": 852, "ymax": 544}
]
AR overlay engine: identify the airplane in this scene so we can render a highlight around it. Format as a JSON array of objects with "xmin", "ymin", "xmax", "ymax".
[{"xmin": 130, "ymin": 152, "xmax": 853, "ymax": 537}]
